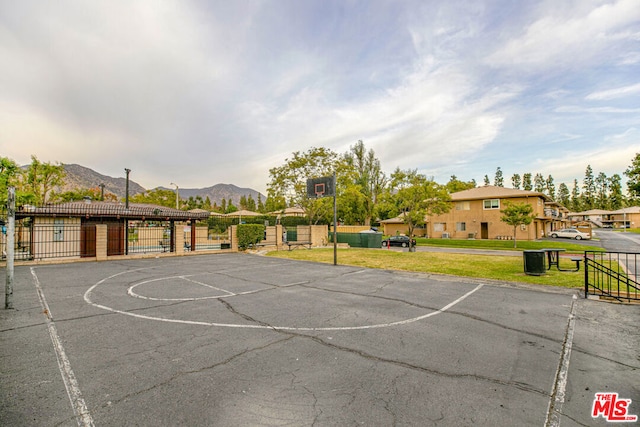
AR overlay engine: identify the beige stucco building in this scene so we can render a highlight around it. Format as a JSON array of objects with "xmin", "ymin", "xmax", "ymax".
[{"xmin": 381, "ymin": 186, "xmax": 569, "ymax": 240}]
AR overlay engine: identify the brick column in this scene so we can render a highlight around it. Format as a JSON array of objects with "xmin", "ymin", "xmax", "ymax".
[
  {"xmin": 175, "ymin": 223, "xmax": 186, "ymax": 254},
  {"xmin": 96, "ymin": 224, "xmax": 107, "ymax": 261},
  {"xmin": 230, "ymin": 225, "xmax": 238, "ymax": 251}
]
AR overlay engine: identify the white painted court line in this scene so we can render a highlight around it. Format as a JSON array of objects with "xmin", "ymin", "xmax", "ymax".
[
  {"xmin": 31, "ymin": 268, "xmax": 95, "ymax": 427},
  {"xmin": 84, "ymin": 268, "xmax": 484, "ymax": 331},
  {"xmin": 544, "ymin": 294, "xmax": 578, "ymax": 427}
]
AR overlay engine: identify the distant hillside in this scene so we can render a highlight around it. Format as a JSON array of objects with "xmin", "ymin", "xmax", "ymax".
[
  {"xmin": 162, "ymin": 184, "xmax": 264, "ymax": 207},
  {"xmin": 58, "ymin": 164, "xmax": 264, "ymax": 206},
  {"xmin": 60, "ymin": 164, "xmax": 146, "ymax": 199}
]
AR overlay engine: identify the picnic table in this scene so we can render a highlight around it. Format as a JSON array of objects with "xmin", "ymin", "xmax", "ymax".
[{"xmin": 541, "ymin": 248, "xmax": 582, "ymax": 272}]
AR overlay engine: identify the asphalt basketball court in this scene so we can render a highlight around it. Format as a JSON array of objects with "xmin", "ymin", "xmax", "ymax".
[{"xmin": 1, "ymin": 253, "xmax": 638, "ymax": 426}]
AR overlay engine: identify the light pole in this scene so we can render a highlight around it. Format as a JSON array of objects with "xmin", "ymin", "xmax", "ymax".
[
  {"xmin": 125, "ymin": 168, "xmax": 131, "ymax": 209},
  {"xmin": 170, "ymin": 182, "xmax": 179, "ymax": 209}
]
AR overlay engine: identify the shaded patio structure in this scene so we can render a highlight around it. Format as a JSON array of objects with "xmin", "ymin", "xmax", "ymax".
[{"xmin": 13, "ymin": 200, "xmax": 212, "ymax": 260}]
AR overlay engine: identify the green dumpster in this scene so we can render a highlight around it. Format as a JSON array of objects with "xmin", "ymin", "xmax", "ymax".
[{"xmin": 523, "ymin": 250, "xmax": 546, "ymax": 276}]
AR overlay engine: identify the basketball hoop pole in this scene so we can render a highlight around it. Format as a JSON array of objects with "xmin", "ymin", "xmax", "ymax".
[{"xmin": 333, "ymin": 171, "xmax": 337, "ymax": 266}]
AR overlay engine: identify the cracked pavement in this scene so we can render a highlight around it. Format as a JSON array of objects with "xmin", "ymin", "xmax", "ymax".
[{"xmin": 1, "ymin": 253, "xmax": 638, "ymax": 426}]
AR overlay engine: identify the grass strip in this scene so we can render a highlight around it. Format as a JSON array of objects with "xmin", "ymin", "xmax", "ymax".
[{"xmin": 266, "ymin": 248, "xmax": 584, "ymax": 288}]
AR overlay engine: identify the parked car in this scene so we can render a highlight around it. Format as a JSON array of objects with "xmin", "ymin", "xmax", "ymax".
[
  {"xmin": 549, "ymin": 228, "xmax": 591, "ymax": 240},
  {"xmin": 382, "ymin": 235, "xmax": 416, "ymax": 247}
]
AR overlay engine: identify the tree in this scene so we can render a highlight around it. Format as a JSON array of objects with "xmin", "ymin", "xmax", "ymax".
[
  {"xmin": 557, "ymin": 183, "xmax": 570, "ymax": 208},
  {"xmin": 571, "ymin": 179, "xmax": 581, "ymax": 212},
  {"xmin": 26, "ymin": 155, "xmax": 66, "ymax": 204},
  {"xmin": 389, "ymin": 168, "xmax": 451, "ymax": 250},
  {"xmin": 624, "ymin": 152, "xmax": 640, "ymax": 203},
  {"xmin": 341, "ymin": 140, "xmax": 387, "ymax": 225},
  {"xmin": 483, "ymin": 175, "xmax": 490, "ymax": 186},
  {"xmin": 511, "ymin": 174, "xmax": 522, "ymax": 190},
  {"xmin": 595, "ymin": 172, "xmax": 609, "ymax": 209},
  {"xmin": 245, "ymin": 194, "xmax": 257, "ymax": 212},
  {"xmin": 609, "ymin": 174, "xmax": 625, "ymax": 210},
  {"xmin": 494, "ymin": 167, "xmax": 504, "ymax": 187},
  {"xmin": 445, "ymin": 175, "xmax": 476, "ymax": 193},
  {"xmin": 534, "ymin": 173, "xmax": 546, "ymax": 193},
  {"xmin": 582, "ymin": 165, "xmax": 595, "ymax": 209},
  {"xmin": 546, "ymin": 175, "xmax": 556, "ymax": 200},
  {"xmin": 0, "ymin": 156, "xmax": 29, "ymax": 204},
  {"xmin": 522, "ymin": 173, "xmax": 533, "ymax": 191},
  {"xmin": 130, "ymin": 188, "xmax": 180, "ymax": 208},
  {"xmin": 500, "ymin": 202, "xmax": 535, "ymax": 248},
  {"xmin": 267, "ymin": 147, "xmax": 341, "ymax": 224}
]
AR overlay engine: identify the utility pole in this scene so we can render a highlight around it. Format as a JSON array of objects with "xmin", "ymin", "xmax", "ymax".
[{"xmin": 125, "ymin": 168, "xmax": 131, "ymax": 209}]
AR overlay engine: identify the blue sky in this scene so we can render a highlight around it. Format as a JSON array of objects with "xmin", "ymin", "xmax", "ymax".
[{"xmin": 1, "ymin": 0, "xmax": 639, "ymax": 194}]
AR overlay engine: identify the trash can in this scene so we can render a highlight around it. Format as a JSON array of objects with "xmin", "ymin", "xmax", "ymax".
[{"xmin": 523, "ymin": 250, "xmax": 546, "ymax": 276}]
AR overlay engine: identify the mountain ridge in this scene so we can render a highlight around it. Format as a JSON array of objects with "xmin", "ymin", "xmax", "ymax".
[{"xmin": 59, "ymin": 164, "xmax": 264, "ymax": 206}]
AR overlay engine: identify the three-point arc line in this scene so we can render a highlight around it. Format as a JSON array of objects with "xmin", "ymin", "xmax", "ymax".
[{"xmin": 84, "ymin": 270, "xmax": 485, "ymax": 331}]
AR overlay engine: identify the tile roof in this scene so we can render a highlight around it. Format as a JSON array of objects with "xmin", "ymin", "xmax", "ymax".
[
  {"xmin": 450, "ymin": 185, "xmax": 549, "ymax": 201},
  {"xmin": 17, "ymin": 201, "xmax": 211, "ymax": 221}
]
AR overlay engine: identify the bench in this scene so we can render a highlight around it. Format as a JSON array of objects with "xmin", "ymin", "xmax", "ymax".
[
  {"xmin": 286, "ymin": 242, "xmax": 312, "ymax": 251},
  {"xmin": 557, "ymin": 256, "xmax": 583, "ymax": 272},
  {"xmin": 570, "ymin": 256, "xmax": 582, "ymax": 271}
]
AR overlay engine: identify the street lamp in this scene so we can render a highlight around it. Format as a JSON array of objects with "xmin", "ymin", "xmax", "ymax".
[{"xmin": 170, "ymin": 182, "xmax": 179, "ymax": 209}]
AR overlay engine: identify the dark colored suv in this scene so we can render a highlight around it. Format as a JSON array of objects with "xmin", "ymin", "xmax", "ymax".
[{"xmin": 381, "ymin": 236, "xmax": 416, "ymax": 247}]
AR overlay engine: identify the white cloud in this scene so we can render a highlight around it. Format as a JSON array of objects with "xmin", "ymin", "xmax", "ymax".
[
  {"xmin": 585, "ymin": 83, "xmax": 640, "ymax": 100},
  {"xmin": 487, "ymin": 0, "xmax": 640, "ymax": 71}
]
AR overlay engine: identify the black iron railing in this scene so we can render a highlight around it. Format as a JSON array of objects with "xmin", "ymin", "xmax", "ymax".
[{"xmin": 585, "ymin": 251, "xmax": 640, "ymax": 302}]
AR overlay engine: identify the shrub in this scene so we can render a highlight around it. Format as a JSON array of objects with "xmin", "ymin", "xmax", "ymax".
[{"xmin": 237, "ymin": 224, "xmax": 265, "ymax": 250}]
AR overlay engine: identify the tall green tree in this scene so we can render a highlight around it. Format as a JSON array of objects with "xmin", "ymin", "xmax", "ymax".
[
  {"xmin": 483, "ymin": 175, "xmax": 490, "ymax": 186},
  {"xmin": 522, "ymin": 173, "xmax": 533, "ymax": 191},
  {"xmin": 571, "ymin": 179, "xmax": 581, "ymax": 211},
  {"xmin": 624, "ymin": 152, "xmax": 640, "ymax": 203},
  {"xmin": 342, "ymin": 140, "xmax": 386, "ymax": 225},
  {"xmin": 534, "ymin": 173, "xmax": 546, "ymax": 193},
  {"xmin": 389, "ymin": 168, "xmax": 451, "ymax": 250},
  {"xmin": 500, "ymin": 202, "xmax": 535, "ymax": 248},
  {"xmin": 557, "ymin": 183, "xmax": 570, "ymax": 208},
  {"xmin": 595, "ymin": 172, "xmax": 609, "ymax": 209},
  {"xmin": 511, "ymin": 173, "xmax": 522, "ymax": 190},
  {"xmin": 494, "ymin": 167, "xmax": 504, "ymax": 187},
  {"xmin": 1, "ymin": 156, "xmax": 28, "ymax": 203},
  {"xmin": 26, "ymin": 156, "xmax": 66, "ymax": 204},
  {"xmin": 546, "ymin": 175, "xmax": 556, "ymax": 200},
  {"xmin": 609, "ymin": 174, "xmax": 625, "ymax": 209},
  {"xmin": 582, "ymin": 165, "xmax": 595, "ymax": 210}
]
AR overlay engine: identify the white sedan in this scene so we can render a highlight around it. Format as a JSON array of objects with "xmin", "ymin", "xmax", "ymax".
[{"xmin": 549, "ymin": 228, "xmax": 591, "ymax": 240}]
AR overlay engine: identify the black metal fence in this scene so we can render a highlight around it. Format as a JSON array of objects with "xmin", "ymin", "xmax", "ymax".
[{"xmin": 585, "ymin": 251, "xmax": 640, "ymax": 302}]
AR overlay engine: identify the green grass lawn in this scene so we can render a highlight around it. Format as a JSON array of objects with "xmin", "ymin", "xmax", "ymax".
[
  {"xmin": 413, "ymin": 237, "xmax": 601, "ymax": 252},
  {"xmin": 266, "ymin": 248, "xmax": 585, "ymax": 288}
]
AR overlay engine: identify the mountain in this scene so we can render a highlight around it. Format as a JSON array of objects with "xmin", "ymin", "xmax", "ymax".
[
  {"xmin": 173, "ymin": 184, "xmax": 264, "ymax": 207},
  {"xmin": 60, "ymin": 164, "xmax": 146, "ymax": 199},
  {"xmin": 60, "ymin": 164, "xmax": 264, "ymax": 206}
]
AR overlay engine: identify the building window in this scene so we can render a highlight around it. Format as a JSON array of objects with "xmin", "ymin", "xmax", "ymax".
[
  {"xmin": 456, "ymin": 222, "xmax": 466, "ymax": 231},
  {"xmin": 53, "ymin": 219, "xmax": 64, "ymax": 242},
  {"xmin": 434, "ymin": 223, "xmax": 446, "ymax": 232},
  {"xmin": 455, "ymin": 201, "xmax": 470, "ymax": 211},
  {"xmin": 483, "ymin": 199, "xmax": 500, "ymax": 210}
]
